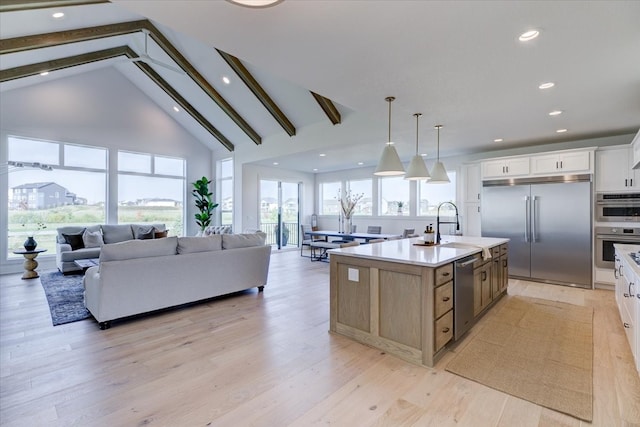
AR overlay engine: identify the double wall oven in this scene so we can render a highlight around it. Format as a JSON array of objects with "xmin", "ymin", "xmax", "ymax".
[{"xmin": 595, "ymin": 193, "xmax": 640, "ymax": 269}]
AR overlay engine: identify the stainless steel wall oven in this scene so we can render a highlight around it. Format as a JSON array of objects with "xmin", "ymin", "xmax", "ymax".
[
  {"xmin": 595, "ymin": 226, "xmax": 640, "ymax": 269},
  {"xmin": 596, "ymin": 193, "xmax": 640, "ymax": 222}
]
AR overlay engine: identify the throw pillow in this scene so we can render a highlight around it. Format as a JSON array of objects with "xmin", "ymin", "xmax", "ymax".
[
  {"xmin": 82, "ymin": 229, "xmax": 104, "ymax": 248},
  {"xmin": 62, "ymin": 231, "xmax": 85, "ymax": 251},
  {"xmin": 154, "ymin": 227, "xmax": 168, "ymax": 239},
  {"xmin": 134, "ymin": 225, "xmax": 155, "ymax": 240}
]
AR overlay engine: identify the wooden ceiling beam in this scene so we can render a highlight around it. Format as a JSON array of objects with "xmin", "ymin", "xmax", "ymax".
[
  {"xmin": 0, "ymin": 45, "xmax": 234, "ymax": 151},
  {"xmin": 0, "ymin": 0, "xmax": 108, "ymax": 13},
  {"xmin": 0, "ymin": 19, "xmax": 260, "ymax": 146},
  {"xmin": 311, "ymin": 91, "xmax": 341, "ymax": 125},
  {"xmin": 217, "ymin": 48, "xmax": 296, "ymax": 137}
]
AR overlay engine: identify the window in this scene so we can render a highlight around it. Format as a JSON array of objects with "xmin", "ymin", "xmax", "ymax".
[
  {"xmin": 117, "ymin": 151, "xmax": 185, "ymax": 236},
  {"xmin": 218, "ymin": 158, "xmax": 233, "ymax": 226},
  {"xmin": 346, "ymin": 179, "xmax": 372, "ymax": 215},
  {"xmin": 418, "ymin": 171, "xmax": 457, "ymax": 216},
  {"xmin": 319, "ymin": 181, "xmax": 341, "ymax": 215},
  {"xmin": 7, "ymin": 137, "xmax": 106, "ymax": 259},
  {"xmin": 379, "ymin": 177, "xmax": 410, "ymax": 216}
]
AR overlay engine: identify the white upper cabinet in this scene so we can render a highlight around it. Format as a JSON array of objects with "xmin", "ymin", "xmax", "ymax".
[
  {"xmin": 531, "ymin": 150, "xmax": 592, "ymax": 175},
  {"xmin": 481, "ymin": 157, "xmax": 530, "ymax": 179},
  {"xmin": 596, "ymin": 145, "xmax": 640, "ymax": 192},
  {"xmin": 632, "ymin": 128, "xmax": 640, "ymax": 169}
]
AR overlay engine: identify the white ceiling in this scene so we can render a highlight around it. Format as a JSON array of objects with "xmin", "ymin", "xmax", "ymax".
[{"xmin": 2, "ymin": 1, "xmax": 640, "ymax": 173}]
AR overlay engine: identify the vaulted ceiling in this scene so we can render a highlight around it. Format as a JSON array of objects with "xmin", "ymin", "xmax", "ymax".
[{"xmin": 2, "ymin": 1, "xmax": 640, "ymax": 173}]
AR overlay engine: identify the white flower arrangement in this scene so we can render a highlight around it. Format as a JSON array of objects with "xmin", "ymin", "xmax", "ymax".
[{"xmin": 337, "ymin": 189, "xmax": 364, "ymax": 219}]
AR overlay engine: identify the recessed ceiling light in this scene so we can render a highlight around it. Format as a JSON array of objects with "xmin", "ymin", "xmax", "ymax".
[
  {"xmin": 273, "ymin": 162, "xmax": 279, "ymax": 165},
  {"xmin": 222, "ymin": 76, "xmax": 231, "ymax": 85},
  {"xmin": 357, "ymin": 162, "xmax": 364, "ymax": 166},
  {"xmin": 313, "ymin": 168, "xmax": 318, "ymax": 172},
  {"xmin": 549, "ymin": 110, "xmax": 563, "ymax": 116},
  {"xmin": 556, "ymin": 129, "xmax": 568, "ymax": 133},
  {"xmin": 173, "ymin": 106, "xmax": 180, "ymax": 112},
  {"xmin": 494, "ymin": 138, "xmax": 503, "ymax": 142},
  {"xmin": 538, "ymin": 82, "xmax": 555, "ymax": 89},
  {"xmin": 319, "ymin": 153, "xmax": 326, "ymax": 157},
  {"xmin": 39, "ymin": 71, "xmax": 49, "ymax": 76},
  {"xmin": 421, "ymin": 153, "xmax": 428, "ymax": 157},
  {"xmin": 52, "ymin": 12, "xmax": 65, "ymax": 19},
  {"xmin": 519, "ymin": 30, "xmax": 539, "ymax": 41}
]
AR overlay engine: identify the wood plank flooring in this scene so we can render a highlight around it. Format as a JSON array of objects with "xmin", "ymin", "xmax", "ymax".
[{"xmin": 1, "ymin": 250, "xmax": 639, "ymax": 426}]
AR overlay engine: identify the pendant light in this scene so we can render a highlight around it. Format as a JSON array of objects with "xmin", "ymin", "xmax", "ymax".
[
  {"xmin": 428, "ymin": 124, "xmax": 450, "ymax": 183},
  {"xmin": 374, "ymin": 96, "xmax": 405, "ymax": 176},
  {"xmin": 404, "ymin": 113, "xmax": 430, "ymax": 180}
]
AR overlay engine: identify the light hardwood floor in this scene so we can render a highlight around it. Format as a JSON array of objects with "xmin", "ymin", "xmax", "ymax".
[{"xmin": 1, "ymin": 250, "xmax": 639, "ymax": 426}]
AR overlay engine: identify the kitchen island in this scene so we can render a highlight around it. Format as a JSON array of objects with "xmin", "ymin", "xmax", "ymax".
[{"xmin": 329, "ymin": 235, "xmax": 509, "ymax": 367}]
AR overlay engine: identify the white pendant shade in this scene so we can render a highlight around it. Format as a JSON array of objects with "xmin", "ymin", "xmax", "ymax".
[
  {"xmin": 375, "ymin": 96, "xmax": 406, "ymax": 176},
  {"xmin": 405, "ymin": 112, "xmax": 429, "ymax": 180},
  {"xmin": 405, "ymin": 154, "xmax": 430, "ymax": 180},
  {"xmin": 429, "ymin": 160, "xmax": 450, "ymax": 183},
  {"xmin": 374, "ymin": 144, "xmax": 405, "ymax": 176}
]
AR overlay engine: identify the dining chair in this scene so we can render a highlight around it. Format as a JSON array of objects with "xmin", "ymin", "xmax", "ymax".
[
  {"xmin": 367, "ymin": 225, "xmax": 382, "ymax": 234},
  {"xmin": 403, "ymin": 228, "xmax": 418, "ymax": 238},
  {"xmin": 300, "ymin": 224, "xmax": 313, "ymax": 257}
]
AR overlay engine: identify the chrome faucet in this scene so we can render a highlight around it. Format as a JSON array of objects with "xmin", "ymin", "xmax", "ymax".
[{"xmin": 436, "ymin": 201, "xmax": 460, "ymax": 244}]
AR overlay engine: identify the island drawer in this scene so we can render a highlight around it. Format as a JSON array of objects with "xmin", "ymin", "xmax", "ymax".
[
  {"xmin": 491, "ymin": 246, "xmax": 501, "ymax": 258},
  {"xmin": 435, "ymin": 263, "xmax": 453, "ymax": 287},
  {"xmin": 500, "ymin": 244, "xmax": 508, "ymax": 255},
  {"xmin": 434, "ymin": 281, "xmax": 453, "ymax": 319},
  {"xmin": 434, "ymin": 310, "xmax": 453, "ymax": 352}
]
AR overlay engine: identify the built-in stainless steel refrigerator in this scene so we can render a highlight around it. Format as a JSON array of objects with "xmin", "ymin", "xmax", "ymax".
[{"xmin": 481, "ymin": 175, "xmax": 592, "ymax": 288}]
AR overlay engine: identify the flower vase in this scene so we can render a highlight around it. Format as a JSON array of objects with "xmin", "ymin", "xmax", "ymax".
[
  {"xmin": 345, "ymin": 217, "xmax": 353, "ymax": 234},
  {"xmin": 24, "ymin": 236, "xmax": 37, "ymax": 251}
]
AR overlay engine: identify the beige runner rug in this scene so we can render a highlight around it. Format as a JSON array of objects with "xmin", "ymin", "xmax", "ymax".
[{"xmin": 446, "ymin": 296, "xmax": 593, "ymax": 421}]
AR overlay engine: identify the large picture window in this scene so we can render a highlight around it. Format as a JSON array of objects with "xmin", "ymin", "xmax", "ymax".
[
  {"xmin": 347, "ymin": 179, "xmax": 372, "ymax": 215},
  {"xmin": 7, "ymin": 136, "xmax": 106, "ymax": 258},
  {"xmin": 218, "ymin": 158, "xmax": 233, "ymax": 227},
  {"xmin": 319, "ymin": 181, "xmax": 341, "ymax": 215},
  {"xmin": 117, "ymin": 150, "xmax": 185, "ymax": 236},
  {"xmin": 418, "ymin": 171, "xmax": 457, "ymax": 216},
  {"xmin": 379, "ymin": 177, "xmax": 410, "ymax": 215}
]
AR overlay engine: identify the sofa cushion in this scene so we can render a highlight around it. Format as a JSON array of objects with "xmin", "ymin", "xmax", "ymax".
[
  {"xmin": 63, "ymin": 231, "xmax": 85, "ymax": 251},
  {"xmin": 222, "ymin": 232, "xmax": 266, "ymax": 249},
  {"xmin": 82, "ymin": 228, "xmax": 104, "ymax": 248},
  {"xmin": 102, "ymin": 224, "xmax": 134, "ymax": 244},
  {"xmin": 133, "ymin": 225, "xmax": 155, "ymax": 240},
  {"xmin": 177, "ymin": 235, "xmax": 223, "ymax": 254},
  {"xmin": 100, "ymin": 236, "xmax": 178, "ymax": 262},
  {"xmin": 60, "ymin": 247, "xmax": 101, "ymax": 262}
]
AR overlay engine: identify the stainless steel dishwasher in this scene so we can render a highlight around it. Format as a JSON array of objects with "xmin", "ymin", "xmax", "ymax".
[{"xmin": 454, "ymin": 254, "xmax": 480, "ymax": 340}]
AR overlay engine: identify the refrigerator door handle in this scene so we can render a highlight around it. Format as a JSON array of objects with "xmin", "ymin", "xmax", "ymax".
[
  {"xmin": 525, "ymin": 196, "xmax": 530, "ymax": 242},
  {"xmin": 532, "ymin": 196, "xmax": 538, "ymax": 242}
]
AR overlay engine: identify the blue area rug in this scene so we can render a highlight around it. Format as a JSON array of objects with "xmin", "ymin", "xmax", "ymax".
[{"xmin": 40, "ymin": 271, "xmax": 91, "ymax": 326}]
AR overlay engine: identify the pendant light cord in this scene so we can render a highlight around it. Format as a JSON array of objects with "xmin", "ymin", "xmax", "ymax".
[
  {"xmin": 414, "ymin": 113, "xmax": 422, "ymax": 155},
  {"xmin": 385, "ymin": 96, "xmax": 395, "ymax": 145},
  {"xmin": 435, "ymin": 125, "xmax": 443, "ymax": 161}
]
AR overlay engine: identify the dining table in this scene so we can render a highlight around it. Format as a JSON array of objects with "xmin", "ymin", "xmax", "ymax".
[{"xmin": 306, "ymin": 230, "xmax": 401, "ymax": 243}]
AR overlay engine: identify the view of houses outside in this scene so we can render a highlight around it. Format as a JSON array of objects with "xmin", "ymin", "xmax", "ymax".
[
  {"xmin": 6, "ymin": 136, "xmax": 185, "ymax": 259},
  {"xmin": 259, "ymin": 180, "xmax": 300, "ymax": 247}
]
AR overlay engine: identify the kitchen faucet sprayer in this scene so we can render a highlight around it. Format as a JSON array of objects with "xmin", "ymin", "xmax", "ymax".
[{"xmin": 436, "ymin": 201, "xmax": 460, "ymax": 244}]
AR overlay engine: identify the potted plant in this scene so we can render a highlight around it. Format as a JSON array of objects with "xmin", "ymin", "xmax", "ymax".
[
  {"xmin": 192, "ymin": 176, "xmax": 218, "ymax": 233},
  {"xmin": 22, "ymin": 221, "xmax": 46, "ymax": 251},
  {"xmin": 275, "ymin": 223, "xmax": 290, "ymax": 246},
  {"xmin": 396, "ymin": 201, "xmax": 405, "ymax": 215}
]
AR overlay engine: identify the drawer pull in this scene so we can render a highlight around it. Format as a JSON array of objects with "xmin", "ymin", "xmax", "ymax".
[
  {"xmin": 442, "ymin": 296, "xmax": 450, "ymax": 302},
  {"xmin": 442, "ymin": 272, "xmax": 450, "ymax": 277},
  {"xmin": 624, "ymin": 323, "xmax": 631, "ymax": 329},
  {"xmin": 442, "ymin": 327, "xmax": 450, "ymax": 333}
]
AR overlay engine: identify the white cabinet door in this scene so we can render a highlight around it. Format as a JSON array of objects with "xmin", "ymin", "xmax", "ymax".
[
  {"xmin": 482, "ymin": 157, "xmax": 530, "ymax": 179},
  {"xmin": 596, "ymin": 146, "xmax": 639, "ymax": 192},
  {"xmin": 463, "ymin": 202, "xmax": 481, "ymax": 237},
  {"xmin": 531, "ymin": 151, "xmax": 591, "ymax": 175},
  {"xmin": 463, "ymin": 163, "xmax": 481, "ymax": 202}
]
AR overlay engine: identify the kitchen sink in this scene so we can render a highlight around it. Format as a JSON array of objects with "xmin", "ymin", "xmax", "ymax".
[{"xmin": 439, "ymin": 242, "xmax": 477, "ymax": 249}]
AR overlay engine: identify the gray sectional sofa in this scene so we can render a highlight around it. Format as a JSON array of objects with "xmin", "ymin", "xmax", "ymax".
[
  {"xmin": 83, "ymin": 232, "xmax": 271, "ymax": 329},
  {"xmin": 56, "ymin": 223, "xmax": 166, "ymax": 274}
]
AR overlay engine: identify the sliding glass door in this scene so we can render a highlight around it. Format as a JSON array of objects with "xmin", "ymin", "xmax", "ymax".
[{"xmin": 259, "ymin": 180, "xmax": 300, "ymax": 249}]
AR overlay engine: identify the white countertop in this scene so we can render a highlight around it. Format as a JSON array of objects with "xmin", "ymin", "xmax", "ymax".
[
  {"xmin": 329, "ymin": 235, "xmax": 509, "ymax": 268},
  {"xmin": 614, "ymin": 243, "xmax": 640, "ymax": 278}
]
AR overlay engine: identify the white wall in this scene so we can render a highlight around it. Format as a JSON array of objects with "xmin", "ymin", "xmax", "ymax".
[{"xmin": 1, "ymin": 67, "xmax": 212, "ymax": 273}]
